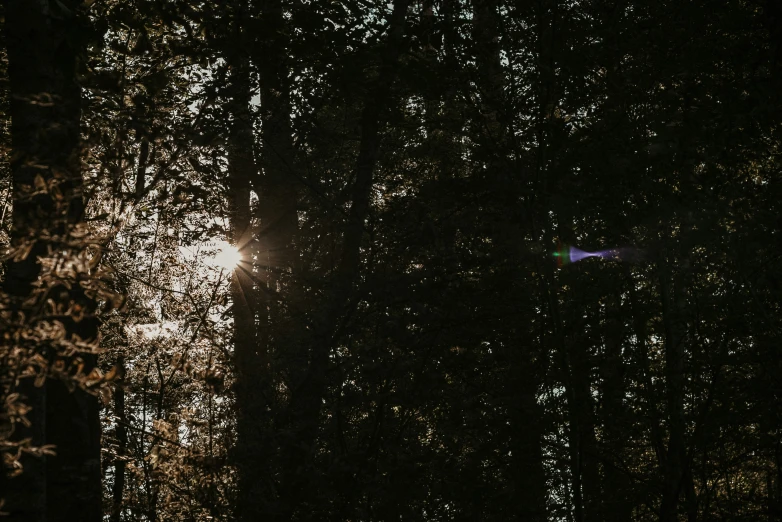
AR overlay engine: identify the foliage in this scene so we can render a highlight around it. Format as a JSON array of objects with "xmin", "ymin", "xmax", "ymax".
[{"xmin": 1, "ymin": 0, "xmax": 781, "ymax": 521}]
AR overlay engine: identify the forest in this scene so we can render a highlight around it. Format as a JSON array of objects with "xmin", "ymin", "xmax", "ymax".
[{"xmin": 0, "ymin": 0, "xmax": 781, "ymax": 521}]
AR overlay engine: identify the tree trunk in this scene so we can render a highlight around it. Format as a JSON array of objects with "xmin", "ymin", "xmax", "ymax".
[
  {"xmin": 601, "ymin": 290, "xmax": 633, "ymax": 522},
  {"xmin": 2, "ymin": 1, "xmax": 101, "ymax": 521},
  {"xmin": 573, "ymin": 344, "xmax": 602, "ymax": 522},
  {"xmin": 659, "ymin": 262, "xmax": 688, "ymax": 522},
  {"xmin": 276, "ymin": 1, "xmax": 410, "ymax": 517},
  {"xmin": 225, "ymin": 3, "xmax": 271, "ymax": 520},
  {"xmin": 254, "ymin": 0, "xmax": 298, "ymax": 280},
  {"xmin": 472, "ymin": 0, "xmax": 549, "ymax": 519},
  {"xmin": 508, "ymin": 362, "xmax": 548, "ymax": 521},
  {"xmin": 473, "ymin": 0, "xmax": 504, "ymax": 128}
]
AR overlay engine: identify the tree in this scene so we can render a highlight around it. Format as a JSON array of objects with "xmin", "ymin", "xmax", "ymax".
[
  {"xmin": 3, "ymin": 1, "xmax": 782, "ymax": 520},
  {"xmin": 1, "ymin": 1, "xmax": 107, "ymax": 520}
]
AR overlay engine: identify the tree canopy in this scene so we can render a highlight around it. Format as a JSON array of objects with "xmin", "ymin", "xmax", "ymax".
[{"xmin": 1, "ymin": 0, "xmax": 781, "ymax": 521}]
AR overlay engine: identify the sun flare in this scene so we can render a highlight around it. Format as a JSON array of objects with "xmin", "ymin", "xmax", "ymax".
[{"xmin": 211, "ymin": 240, "xmax": 242, "ymax": 270}]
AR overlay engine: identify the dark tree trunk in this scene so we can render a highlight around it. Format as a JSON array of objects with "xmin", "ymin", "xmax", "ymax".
[
  {"xmin": 659, "ymin": 263, "xmax": 688, "ymax": 522},
  {"xmin": 572, "ymin": 343, "xmax": 602, "ymax": 522},
  {"xmin": 225, "ymin": 3, "xmax": 270, "ymax": 519},
  {"xmin": 508, "ymin": 363, "xmax": 548, "ymax": 522},
  {"xmin": 254, "ymin": 0, "xmax": 298, "ymax": 279},
  {"xmin": 473, "ymin": 0, "xmax": 504, "ymax": 125},
  {"xmin": 472, "ymin": 0, "xmax": 548, "ymax": 519},
  {"xmin": 601, "ymin": 290, "xmax": 634, "ymax": 522},
  {"xmin": 2, "ymin": 1, "xmax": 101, "ymax": 521},
  {"xmin": 275, "ymin": 1, "xmax": 410, "ymax": 518}
]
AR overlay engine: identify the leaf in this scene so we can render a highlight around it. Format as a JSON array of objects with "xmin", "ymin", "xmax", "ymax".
[{"xmin": 33, "ymin": 174, "xmax": 47, "ymax": 191}]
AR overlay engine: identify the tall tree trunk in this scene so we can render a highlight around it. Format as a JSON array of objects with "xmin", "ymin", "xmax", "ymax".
[
  {"xmin": 572, "ymin": 340, "xmax": 602, "ymax": 522},
  {"xmin": 254, "ymin": 0, "xmax": 298, "ymax": 280},
  {"xmin": 473, "ymin": 0, "xmax": 548, "ymax": 519},
  {"xmin": 2, "ymin": 1, "xmax": 101, "ymax": 521},
  {"xmin": 473, "ymin": 0, "xmax": 504, "ymax": 130},
  {"xmin": 225, "ymin": 3, "xmax": 270, "ymax": 520},
  {"xmin": 276, "ymin": 1, "xmax": 410, "ymax": 518},
  {"xmin": 508, "ymin": 361, "xmax": 548, "ymax": 521},
  {"xmin": 601, "ymin": 290, "xmax": 633, "ymax": 522},
  {"xmin": 541, "ymin": 256, "xmax": 587, "ymax": 522},
  {"xmin": 253, "ymin": 4, "xmax": 298, "ymax": 512},
  {"xmin": 533, "ymin": 0, "xmax": 606, "ymax": 517},
  {"xmin": 438, "ymin": 0, "xmax": 463, "ymax": 170},
  {"xmin": 659, "ymin": 261, "xmax": 688, "ymax": 522}
]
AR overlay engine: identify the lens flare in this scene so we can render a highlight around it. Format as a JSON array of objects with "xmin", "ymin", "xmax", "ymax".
[
  {"xmin": 553, "ymin": 242, "xmax": 643, "ymax": 266},
  {"xmin": 210, "ymin": 240, "xmax": 242, "ymax": 270},
  {"xmin": 569, "ymin": 246, "xmax": 595, "ymax": 262}
]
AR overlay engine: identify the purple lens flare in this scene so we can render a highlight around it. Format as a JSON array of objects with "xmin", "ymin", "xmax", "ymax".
[
  {"xmin": 569, "ymin": 246, "xmax": 596, "ymax": 262},
  {"xmin": 554, "ymin": 244, "xmax": 644, "ymax": 266}
]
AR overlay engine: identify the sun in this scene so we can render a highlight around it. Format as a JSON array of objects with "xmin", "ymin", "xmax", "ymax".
[{"xmin": 210, "ymin": 240, "xmax": 242, "ymax": 270}]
